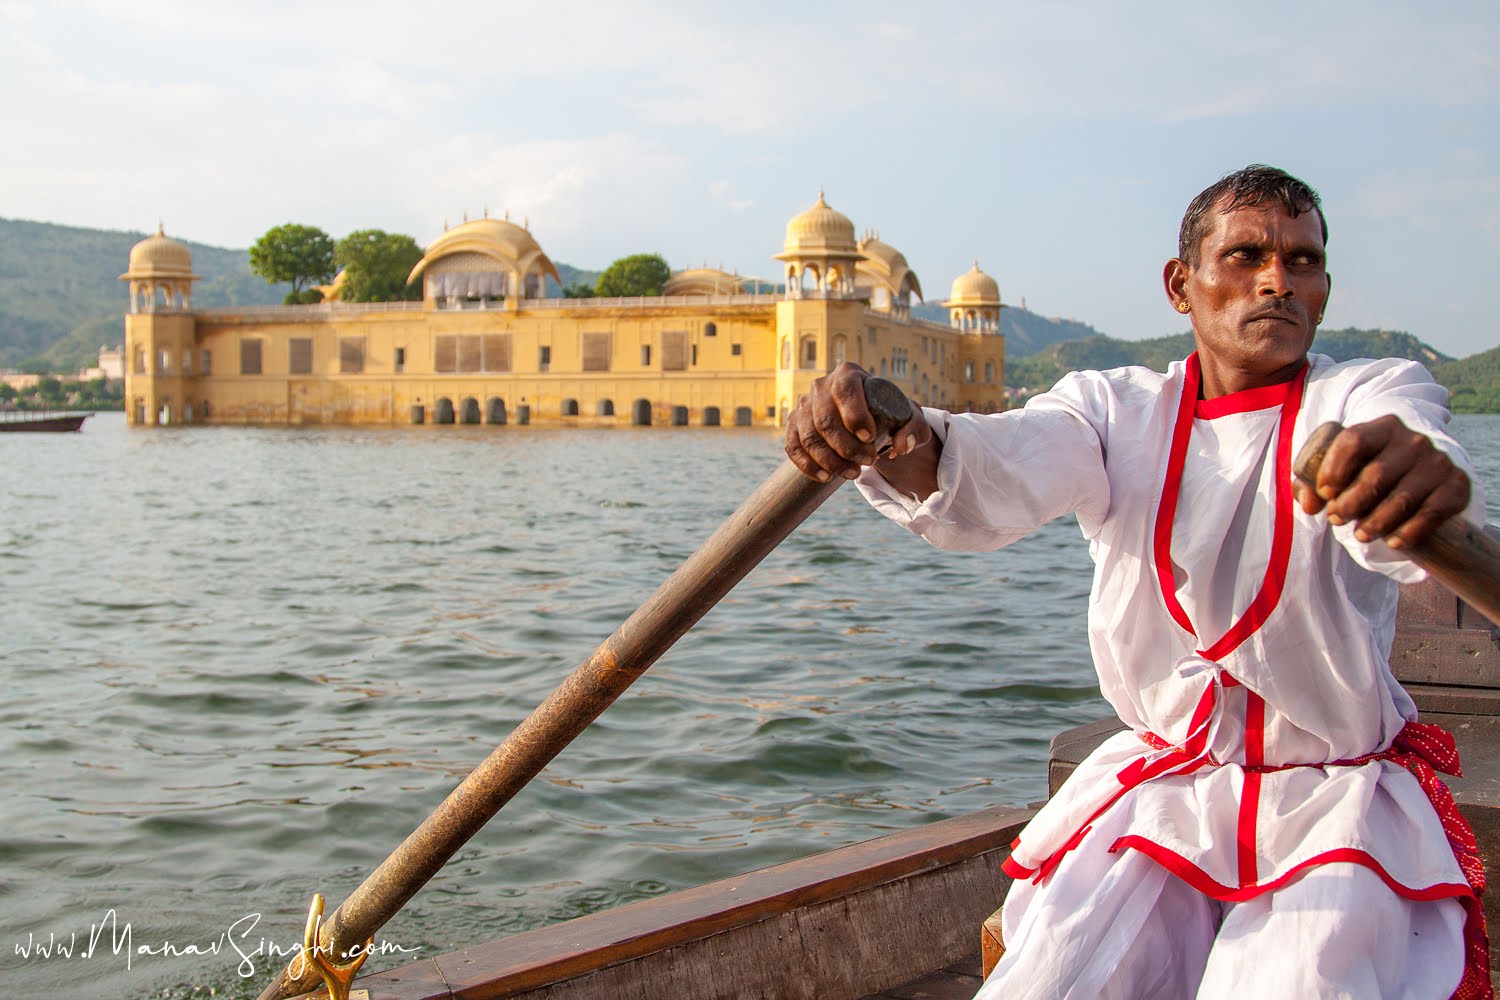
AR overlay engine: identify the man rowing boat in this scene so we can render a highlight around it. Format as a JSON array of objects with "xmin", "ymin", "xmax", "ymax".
[{"xmin": 785, "ymin": 165, "xmax": 1490, "ymax": 998}]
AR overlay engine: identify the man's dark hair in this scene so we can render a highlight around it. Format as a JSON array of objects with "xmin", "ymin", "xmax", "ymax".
[{"xmin": 1177, "ymin": 164, "xmax": 1327, "ymax": 266}]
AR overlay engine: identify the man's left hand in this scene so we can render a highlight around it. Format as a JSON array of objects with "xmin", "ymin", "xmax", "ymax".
[{"xmin": 1294, "ymin": 415, "xmax": 1472, "ymax": 550}]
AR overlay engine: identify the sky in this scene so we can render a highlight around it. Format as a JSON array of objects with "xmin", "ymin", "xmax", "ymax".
[{"xmin": 1, "ymin": 0, "xmax": 1497, "ymax": 359}]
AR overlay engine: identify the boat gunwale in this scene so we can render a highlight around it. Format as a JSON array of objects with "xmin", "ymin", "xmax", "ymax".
[{"xmin": 344, "ymin": 802, "xmax": 1034, "ymax": 1000}]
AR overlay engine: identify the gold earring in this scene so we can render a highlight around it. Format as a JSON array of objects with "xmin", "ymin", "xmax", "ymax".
[{"xmin": 1177, "ymin": 301, "xmax": 1190, "ymax": 313}]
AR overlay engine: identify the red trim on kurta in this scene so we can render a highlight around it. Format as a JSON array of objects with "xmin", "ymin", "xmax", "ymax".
[
  {"xmin": 1199, "ymin": 366, "xmax": 1307, "ymax": 663},
  {"xmin": 1107, "ymin": 836, "xmax": 1473, "ymax": 904},
  {"xmin": 1113, "ymin": 721, "xmax": 1493, "ymax": 999},
  {"xmin": 1153, "ymin": 355, "xmax": 1202, "ymax": 637},
  {"xmin": 1194, "ymin": 379, "xmax": 1296, "ymax": 420},
  {"xmin": 1001, "ymin": 854, "xmax": 1037, "ymax": 879},
  {"xmin": 1117, "ymin": 680, "xmax": 1220, "ymax": 788},
  {"xmin": 1152, "ymin": 355, "xmax": 1309, "ymax": 663},
  {"xmin": 1236, "ymin": 691, "xmax": 1267, "ymax": 885}
]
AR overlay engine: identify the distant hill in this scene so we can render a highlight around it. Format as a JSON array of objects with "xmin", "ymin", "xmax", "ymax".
[
  {"xmin": 0, "ymin": 218, "xmax": 601, "ymax": 373},
  {"xmin": 912, "ymin": 301, "xmax": 1103, "ymax": 357},
  {"xmin": 1432, "ymin": 345, "xmax": 1500, "ymax": 413},
  {"xmin": 1006, "ymin": 326, "xmax": 1465, "ymax": 397},
  {"xmin": 0, "ymin": 218, "xmax": 291, "ymax": 371}
]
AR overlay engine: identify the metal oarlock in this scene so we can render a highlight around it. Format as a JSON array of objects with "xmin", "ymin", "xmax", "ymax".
[{"xmin": 298, "ymin": 893, "xmax": 371, "ymax": 1000}]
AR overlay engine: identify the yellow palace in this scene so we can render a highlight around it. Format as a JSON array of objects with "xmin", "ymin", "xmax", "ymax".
[{"xmin": 120, "ymin": 194, "xmax": 1005, "ymax": 428}]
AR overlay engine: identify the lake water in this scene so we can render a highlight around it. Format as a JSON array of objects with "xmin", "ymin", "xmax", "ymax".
[{"xmin": 3, "ymin": 411, "xmax": 1497, "ymax": 1000}]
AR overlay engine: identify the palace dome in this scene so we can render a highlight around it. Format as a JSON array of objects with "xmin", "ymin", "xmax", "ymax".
[
  {"xmin": 663, "ymin": 267, "xmax": 746, "ymax": 296},
  {"xmin": 855, "ymin": 234, "xmax": 922, "ymax": 301},
  {"xmin": 124, "ymin": 225, "xmax": 195, "ymax": 277},
  {"xmin": 781, "ymin": 192, "xmax": 858, "ymax": 256},
  {"xmin": 407, "ymin": 216, "xmax": 561, "ymax": 288},
  {"xmin": 946, "ymin": 261, "xmax": 1001, "ymax": 307}
]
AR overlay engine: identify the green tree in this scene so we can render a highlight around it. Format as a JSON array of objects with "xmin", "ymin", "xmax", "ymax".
[
  {"xmin": 36, "ymin": 376, "xmax": 64, "ymax": 405},
  {"xmin": 335, "ymin": 230, "xmax": 424, "ymax": 303},
  {"xmin": 562, "ymin": 281, "xmax": 596, "ymax": 299},
  {"xmin": 0, "ymin": 383, "xmax": 15, "ymax": 403},
  {"xmin": 249, "ymin": 224, "xmax": 336, "ymax": 304},
  {"xmin": 285, "ymin": 288, "xmax": 325, "ymax": 305},
  {"xmin": 594, "ymin": 253, "xmax": 670, "ymax": 298}
]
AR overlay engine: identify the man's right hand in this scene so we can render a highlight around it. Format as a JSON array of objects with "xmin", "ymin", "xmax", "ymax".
[{"xmin": 784, "ymin": 363, "xmax": 938, "ymax": 497}]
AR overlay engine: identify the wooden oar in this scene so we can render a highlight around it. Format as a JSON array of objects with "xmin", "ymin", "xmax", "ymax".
[
  {"xmin": 1295, "ymin": 420, "xmax": 1500, "ymax": 626},
  {"xmin": 255, "ymin": 378, "xmax": 914, "ymax": 1000}
]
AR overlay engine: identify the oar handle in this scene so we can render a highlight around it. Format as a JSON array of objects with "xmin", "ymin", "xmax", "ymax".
[
  {"xmin": 1294, "ymin": 421, "xmax": 1500, "ymax": 626},
  {"xmin": 257, "ymin": 379, "xmax": 913, "ymax": 1000}
]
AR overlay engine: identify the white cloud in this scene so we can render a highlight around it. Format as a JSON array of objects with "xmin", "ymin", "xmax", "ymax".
[{"xmin": 0, "ymin": 0, "xmax": 1496, "ymax": 356}]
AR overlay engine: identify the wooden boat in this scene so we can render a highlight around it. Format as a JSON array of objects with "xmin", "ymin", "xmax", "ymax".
[
  {"xmin": 0, "ymin": 408, "xmax": 93, "ymax": 431},
  {"xmin": 318, "ymin": 560, "xmax": 1500, "ymax": 1000}
]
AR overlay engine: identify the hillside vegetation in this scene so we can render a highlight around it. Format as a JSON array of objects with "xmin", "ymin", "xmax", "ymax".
[
  {"xmin": 0, "ymin": 218, "xmax": 290, "ymax": 370},
  {"xmin": 912, "ymin": 301, "xmax": 1105, "ymax": 357},
  {"xmin": 0, "ymin": 218, "xmax": 598, "ymax": 373},
  {"xmin": 1432, "ymin": 345, "xmax": 1500, "ymax": 413},
  {"xmin": 1006, "ymin": 326, "xmax": 1476, "ymax": 399}
]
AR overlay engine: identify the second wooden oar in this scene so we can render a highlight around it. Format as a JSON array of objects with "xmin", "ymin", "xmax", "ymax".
[
  {"xmin": 1295, "ymin": 420, "xmax": 1500, "ymax": 626},
  {"xmin": 255, "ymin": 377, "xmax": 914, "ymax": 1000}
]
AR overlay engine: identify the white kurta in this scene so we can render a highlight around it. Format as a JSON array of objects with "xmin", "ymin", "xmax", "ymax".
[{"xmin": 857, "ymin": 353, "xmax": 1487, "ymax": 997}]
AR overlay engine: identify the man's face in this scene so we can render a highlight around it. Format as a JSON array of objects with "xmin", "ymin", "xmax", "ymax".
[{"xmin": 1167, "ymin": 200, "xmax": 1330, "ymax": 394}]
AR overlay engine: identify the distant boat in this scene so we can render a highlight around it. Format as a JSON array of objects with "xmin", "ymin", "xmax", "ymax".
[{"xmin": 0, "ymin": 409, "xmax": 93, "ymax": 432}]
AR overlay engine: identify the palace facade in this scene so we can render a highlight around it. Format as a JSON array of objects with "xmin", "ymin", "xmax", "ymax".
[{"xmin": 121, "ymin": 195, "xmax": 1004, "ymax": 428}]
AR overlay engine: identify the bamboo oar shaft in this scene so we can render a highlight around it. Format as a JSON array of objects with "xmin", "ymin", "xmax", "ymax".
[
  {"xmin": 257, "ymin": 378, "xmax": 913, "ymax": 1000},
  {"xmin": 1295, "ymin": 420, "xmax": 1500, "ymax": 626}
]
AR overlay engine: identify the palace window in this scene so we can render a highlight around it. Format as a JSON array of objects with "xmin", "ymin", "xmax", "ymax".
[
  {"xmin": 289, "ymin": 338, "xmax": 313, "ymax": 375},
  {"xmin": 640, "ymin": 344, "xmax": 652, "ymax": 367},
  {"xmin": 538, "ymin": 345, "xmax": 552, "ymax": 372},
  {"xmin": 583, "ymin": 332, "xmax": 611, "ymax": 372},
  {"xmin": 240, "ymin": 338, "xmax": 263, "ymax": 375},
  {"xmin": 661, "ymin": 331, "xmax": 688, "ymax": 372},
  {"xmin": 458, "ymin": 335, "xmax": 482, "ymax": 372},
  {"xmin": 482, "ymin": 334, "xmax": 512, "ymax": 373},
  {"xmin": 435, "ymin": 335, "xmax": 457, "ymax": 372},
  {"xmin": 340, "ymin": 337, "xmax": 365, "ymax": 374},
  {"xmin": 731, "ymin": 343, "xmax": 742, "ymax": 356},
  {"xmin": 394, "ymin": 347, "xmax": 405, "ymax": 373}
]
